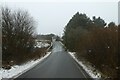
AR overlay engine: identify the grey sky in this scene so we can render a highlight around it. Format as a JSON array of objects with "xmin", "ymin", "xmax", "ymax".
[
  {"xmin": 119, "ymin": 1, "xmax": 120, "ymax": 24},
  {"xmin": 2, "ymin": 1, "xmax": 118, "ymax": 36}
]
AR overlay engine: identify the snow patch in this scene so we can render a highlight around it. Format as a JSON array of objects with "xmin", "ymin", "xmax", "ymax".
[
  {"xmin": 68, "ymin": 52, "xmax": 102, "ymax": 79},
  {"xmin": 0, "ymin": 68, "xmax": 2, "ymax": 80},
  {"xmin": 0, "ymin": 52, "xmax": 51, "ymax": 79},
  {"xmin": 34, "ymin": 42, "xmax": 50, "ymax": 48}
]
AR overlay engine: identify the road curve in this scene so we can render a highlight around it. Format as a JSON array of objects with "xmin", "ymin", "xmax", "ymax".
[{"xmin": 17, "ymin": 41, "xmax": 91, "ymax": 78}]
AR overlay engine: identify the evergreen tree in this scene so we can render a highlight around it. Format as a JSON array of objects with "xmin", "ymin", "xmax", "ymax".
[{"xmin": 92, "ymin": 16, "xmax": 106, "ymax": 28}]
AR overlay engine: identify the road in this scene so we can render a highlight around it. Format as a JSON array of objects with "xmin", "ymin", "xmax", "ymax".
[{"xmin": 17, "ymin": 41, "xmax": 91, "ymax": 78}]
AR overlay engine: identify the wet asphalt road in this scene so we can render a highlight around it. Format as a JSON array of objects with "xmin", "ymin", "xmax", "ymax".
[{"xmin": 17, "ymin": 41, "xmax": 91, "ymax": 78}]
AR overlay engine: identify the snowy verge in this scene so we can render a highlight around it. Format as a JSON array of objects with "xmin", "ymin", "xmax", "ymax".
[
  {"xmin": 68, "ymin": 52, "xmax": 102, "ymax": 79},
  {"xmin": 1, "ymin": 52, "xmax": 51, "ymax": 79}
]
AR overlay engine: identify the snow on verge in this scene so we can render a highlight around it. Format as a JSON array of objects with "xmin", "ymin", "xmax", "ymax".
[
  {"xmin": 68, "ymin": 52, "xmax": 102, "ymax": 79},
  {"xmin": 1, "ymin": 52, "xmax": 51, "ymax": 79}
]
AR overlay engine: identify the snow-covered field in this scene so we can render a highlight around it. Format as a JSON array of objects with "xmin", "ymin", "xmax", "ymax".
[
  {"xmin": 0, "ymin": 52, "xmax": 51, "ymax": 79},
  {"xmin": 34, "ymin": 41, "xmax": 50, "ymax": 48},
  {"xmin": 68, "ymin": 52, "xmax": 102, "ymax": 79}
]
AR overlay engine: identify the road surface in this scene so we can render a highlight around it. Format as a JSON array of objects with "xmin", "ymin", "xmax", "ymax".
[{"xmin": 17, "ymin": 41, "xmax": 91, "ymax": 78}]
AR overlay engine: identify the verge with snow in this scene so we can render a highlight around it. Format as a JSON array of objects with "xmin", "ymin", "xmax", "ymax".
[
  {"xmin": 68, "ymin": 52, "xmax": 102, "ymax": 79},
  {"xmin": 1, "ymin": 52, "xmax": 51, "ymax": 79}
]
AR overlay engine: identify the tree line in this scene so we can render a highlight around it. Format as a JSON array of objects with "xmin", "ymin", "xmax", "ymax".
[
  {"xmin": 62, "ymin": 12, "xmax": 119, "ymax": 78},
  {"xmin": 36, "ymin": 34, "xmax": 55, "ymax": 41}
]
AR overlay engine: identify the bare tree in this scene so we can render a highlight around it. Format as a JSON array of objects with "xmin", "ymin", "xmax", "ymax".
[{"xmin": 2, "ymin": 7, "xmax": 35, "ymax": 64}]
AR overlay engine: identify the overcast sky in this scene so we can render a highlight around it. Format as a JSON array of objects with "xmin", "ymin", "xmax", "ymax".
[{"xmin": 1, "ymin": 0, "xmax": 119, "ymax": 36}]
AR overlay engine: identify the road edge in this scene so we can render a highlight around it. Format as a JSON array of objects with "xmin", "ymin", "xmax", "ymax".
[
  {"xmin": 59, "ymin": 41, "xmax": 92, "ymax": 79},
  {"xmin": 11, "ymin": 43, "xmax": 53, "ymax": 79},
  {"xmin": 68, "ymin": 52, "xmax": 92, "ymax": 78}
]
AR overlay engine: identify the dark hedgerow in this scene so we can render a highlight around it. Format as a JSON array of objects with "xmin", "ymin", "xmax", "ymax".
[{"xmin": 62, "ymin": 12, "xmax": 119, "ymax": 78}]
